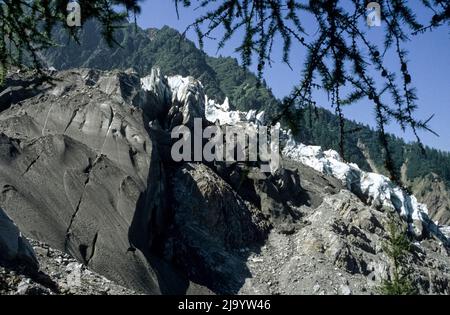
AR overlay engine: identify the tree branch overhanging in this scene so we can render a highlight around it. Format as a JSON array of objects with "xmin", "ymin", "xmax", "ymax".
[{"xmin": 175, "ymin": 0, "xmax": 448, "ymax": 182}]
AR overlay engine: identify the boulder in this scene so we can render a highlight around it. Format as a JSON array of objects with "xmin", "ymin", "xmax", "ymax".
[{"xmin": 0, "ymin": 207, "xmax": 39, "ymax": 272}]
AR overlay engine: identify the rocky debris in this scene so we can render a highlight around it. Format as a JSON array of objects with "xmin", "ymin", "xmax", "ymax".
[
  {"xmin": 208, "ymin": 95, "xmax": 448, "ymax": 243},
  {"xmin": 172, "ymin": 163, "xmax": 267, "ymax": 249},
  {"xmin": 0, "ymin": 207, "xmax": 39, "ymax": 273},
  {"xmin": 238, "ymin": 189, "xmax": 450, "ymax": 295},
  {"xmin": 0, "ymin": 70, "xmax": 52, "ymax": 113},
  {"xmin": 205, "ymin": 90, "xmax": 448, "ymax": 243},
  {"xmin": 215, "ymin": 162, "xmax": 331, "ymax": 233},
  {"xmin": 1, "ymin": 239, "xmax": 136, "ymax": 295},
  {"xmin": 167, "ymin": 163, "xmax": 269, "ymax": 293},
  {"xmin": 201, "ymin": 81, "xmax": 450, "ymax": 294},
  {"xmin": 281, "ymin": 135, "xmax": 449, "ymax": 243},
  {"xmin": 171, "ymin": 72, "xmax": 450, "ymax": 294}
]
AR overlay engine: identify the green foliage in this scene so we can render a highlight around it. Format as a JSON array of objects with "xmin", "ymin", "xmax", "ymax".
[
  {"xmin": 383, "ymin": 221, "xmax": 411, "ymax": 262},
  {"xmin": 206, "ymin": 56, "xmax": 279, "ymax": 116},
  {"xmin": 43, "ymin": 22, "xmax": 226, "ymax": 102},
  {"xmin": 41, "ymin": 20, "xmax": 281, "ymax": 114},
  {"xmin": 379, "ymin": 273, "xmax": 417, "ymax": 295},
  {"xmin": 0, "ymin": 0, "xmax": 141, "ymax": 83},
  {"xmin": 378, "ymin": 219, "xmax": 417, "ymax": 295},
  {"xmin": 176, "ymin": 0, "xmax": 449, "ymax": 182},
  {"xmin": 288, "ymin": 105, "xmax": 450, "ymax": 189},
  {"xmin": 405, "ymin": 145, "xmax": 450, "ymax": 187}
]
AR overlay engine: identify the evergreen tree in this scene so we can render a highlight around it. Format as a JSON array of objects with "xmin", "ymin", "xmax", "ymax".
[
  {"xmin": 175, "ymin": 0, "xmax": 449, "ymax": 182},
  {"xmin": 378, "ymin": 217, "xmax": 417, "ymax": 295},
  {"xmin": 0, "ymin": 0, "xmax": 141, "ymax": 83}
]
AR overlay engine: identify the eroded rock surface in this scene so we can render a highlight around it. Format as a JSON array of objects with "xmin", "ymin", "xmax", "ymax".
[{"xmin": 0, "ymin": 69, "xmax": 166, "ymax": 294}]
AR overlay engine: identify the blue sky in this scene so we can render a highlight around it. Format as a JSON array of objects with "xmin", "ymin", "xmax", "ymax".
[{"xmin": 135, "ymin": 0, "xmax": 449, "ymax": 152}]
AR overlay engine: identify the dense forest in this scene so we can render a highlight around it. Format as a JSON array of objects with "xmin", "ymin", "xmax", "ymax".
[
  {"xmin": 293, "ymin": 106, "xmax": 450, "ymax": 188},
  {"xmin": 41, "ymin": 20, "xmax": 450, "ymax": 189}
]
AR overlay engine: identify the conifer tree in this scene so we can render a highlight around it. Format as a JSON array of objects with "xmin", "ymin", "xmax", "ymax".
[
  {"xmin": 0, "ymin": 0, "xmax": 141, "ymax": 83},
  {"xmin": 175, "ymin": 0, "xmax": 449, "ymax": 183},
  {"xmin": 378, "ymin": 217, "xmax": 417, "ymax": 295}
]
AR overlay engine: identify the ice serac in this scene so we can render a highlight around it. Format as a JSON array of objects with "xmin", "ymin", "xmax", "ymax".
[
  {"xmin": 166, "ymin": 75, "xmax": 206, "ymax": 127},
  {"xmin": 202, "ymin": 86, "xmax": 448, "ymax": 243},
  {"xmin": 139, "ymin": 67, "xmax": 171, "ymax": 121},
  {"xmin": 140, "ymin": 70, "xmax": 207, "ymax": 130},
  {"xmin": 281, "ymin": 130, "xmax": 447, "ymax": 241},
  {"xmin": 205, "ymin": 96, "xmax": 266, "ymax": 126}
]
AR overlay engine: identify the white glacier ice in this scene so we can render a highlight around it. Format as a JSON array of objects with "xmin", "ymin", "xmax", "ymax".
[
  {"xmin": 204, "ymin": 97, "xmax": 255, "ymax": 125},
  {"xmin": 201, "ymin": 83, "xmax": 448, "ymax": 241},
  {"xmin": 141, "ymin": 69, "xmax": 448, "ymax": 242},
  {"xmin": 282, "ymin": 131, "xmax": 431, "ymax": 237}
]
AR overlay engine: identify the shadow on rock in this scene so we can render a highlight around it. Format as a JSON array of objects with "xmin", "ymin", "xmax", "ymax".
[
  {"xmin": 128, "ymin": 145, "xmax": 206, "ymax": 294},
  {"xmin": 0, "ymin": 73, "xmax": 57, "ymax": 113},
  {"xmin": 162, "ymin": 163, "xmax": 271, "ymax": 294}
]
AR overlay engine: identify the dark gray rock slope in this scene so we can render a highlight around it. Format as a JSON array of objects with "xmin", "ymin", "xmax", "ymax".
[
  {"xmin": 0, "ymin": 207, "xmax": 38, "ymax": 272},
  {"xmin": 0, "ymin": 68, "xmax": 180, "ymax": 294}
]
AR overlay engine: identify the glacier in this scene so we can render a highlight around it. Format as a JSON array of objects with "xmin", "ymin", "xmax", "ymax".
[
  {"xmin": 142, "ymin": 70, "xmax": 449, "ymax": 243},
  {"xmin": 201, "ymin": 83, "xmax": 448, "ymax": 242}
]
